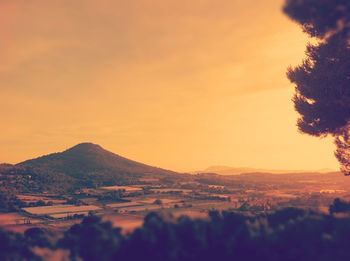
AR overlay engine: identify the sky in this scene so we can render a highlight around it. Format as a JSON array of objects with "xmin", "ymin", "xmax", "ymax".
[{"xmin": 0, "ymin": 0, "xmax": 339, "ymax": 172}]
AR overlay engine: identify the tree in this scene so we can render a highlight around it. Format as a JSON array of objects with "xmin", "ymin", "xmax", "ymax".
[
  {"xmin": 329, "ymin": 198, "xmax": 350, "ymax": 214},
  {"xmin": 284, "ymin": 0, "xmax": 350, "ymax": 174},
  {"xmin": 153, "ymin": 199, "xmax": 162, "ymax": 205},
  {"xmin": 58, "ymin": 215, "xmax": 123, "ymax": 261}
]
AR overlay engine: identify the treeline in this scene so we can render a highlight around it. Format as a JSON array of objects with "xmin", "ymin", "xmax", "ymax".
[
  {"xmin": 3, "ymin": 199, "xmax": 350, "ymax": 260},
  {"xmin": 0, "ymin": 187, "xmax": 56, "ymax": 212},
  {"xmin": 0, "ymin": 187, "xmax": 27, "ymax": 212}
]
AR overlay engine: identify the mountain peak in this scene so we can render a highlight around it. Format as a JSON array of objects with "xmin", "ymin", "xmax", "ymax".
[
  {"xmin": 65, "ymin": 142, "xmax": 103, "ymax": 152},
  {"xmin": 15, "ymin": 143, "xmax": 177, "ymax": 192}
]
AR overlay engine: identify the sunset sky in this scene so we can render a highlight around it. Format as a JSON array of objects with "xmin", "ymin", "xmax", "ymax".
[{"xmin": 0, "ymin": 0, "xmax": 339, "ymax": 172}]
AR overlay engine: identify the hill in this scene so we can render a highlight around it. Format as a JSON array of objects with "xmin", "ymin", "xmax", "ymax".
[{"xmin": 0, "ymin": 143, "xmax": 179, "ymax": 193}]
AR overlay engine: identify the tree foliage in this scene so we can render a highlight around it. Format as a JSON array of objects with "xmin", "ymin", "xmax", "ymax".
[
  {"xmin": 329, "ymin": 197, "xmax": 350, "ymax": 214},
  {"xmin": 5, "ymin": 207, "xmax": 350, "ymax": 260},
  {"xmin": 284, "ymin": 0, "xmax": 350, "ymax": 174}
]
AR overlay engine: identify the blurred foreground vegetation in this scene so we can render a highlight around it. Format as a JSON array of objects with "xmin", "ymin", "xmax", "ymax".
[{"xmin": 3, "ymin": 199, "xmax": 350, "ymax": 261}]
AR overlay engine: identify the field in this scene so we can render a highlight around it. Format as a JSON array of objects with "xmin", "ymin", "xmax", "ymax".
[
  {"xmin": 0, "ymin": 212, "xmax": 32, "ymax": 225},
  {"xmin": 100, "ymin": 186, "xmax": 142, "ymax": 192},
  {"xmin": 106, "ymin": 196, "xmax": 186, "ymax": 213},
  {"xmin": 106, "ymin": 202, "xmax": 144, "ymax": 208},
  {"xmin": 136, "ymin": 197, "xmax": 184, "ymax": 204},
  {"xmin": 22, "ymin": 204, "xmax": 101, "ymax": 218},
  {"xmin": 0, "ymin": 213, "xmax": 45, "ymax": 233},
  {"xmin": 263, "ymin": 191, "xmax": 298, "ymax": 198},
  {"xmin": 102, "ymin": 214, "xmax": 144, "ymax": 234},
  {"xmin": 167, "ymin": 209, "xmax": 208, "ymax": 219},
  {"xmin": 150, "ymin": 188, "xmax": 192, "ymax": 193},
  {"xmin": 118, "ymin": 205, "xmax": 163, "ymax": 212},
  {"xmin": 16, "ymin": 194, "xmax": 66, "ymax": 204}
]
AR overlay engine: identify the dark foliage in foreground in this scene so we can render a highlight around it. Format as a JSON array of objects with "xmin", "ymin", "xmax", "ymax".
[
  {"xmin": 284, "ymin": 0, "xmax": 350, "ymax": 174},
  {"xmin": 5, "ymin": 199, "xmax": 350, "ymax": 260}
]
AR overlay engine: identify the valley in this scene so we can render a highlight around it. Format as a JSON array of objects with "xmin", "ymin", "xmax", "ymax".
[
  {"xmin": 2, "ymin": 171, "xmax": 350, "ymax": 234},
  {"xmin": 1, "ymin": 143, "xmax": 350, "ymax": 234}
]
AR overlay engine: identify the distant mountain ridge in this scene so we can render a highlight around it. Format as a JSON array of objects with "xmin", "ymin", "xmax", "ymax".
[
  {"xmin": 193, "ymin": 165, "xmax": 336, "ymax": 175},
  {"xmin": 0, "ymin": 143, "xmax": 179, "ymax": 193}
]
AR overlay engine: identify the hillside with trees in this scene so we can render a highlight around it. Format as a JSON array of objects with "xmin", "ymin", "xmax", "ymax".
[{"xmin": 0, "ymin": 143, "xmax": 180, "ymax": 193}]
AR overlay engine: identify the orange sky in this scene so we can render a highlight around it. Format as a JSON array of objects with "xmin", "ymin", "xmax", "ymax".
[{"xmin": 0, "ymin": 0, "xmax": 339, "ymax": 172}]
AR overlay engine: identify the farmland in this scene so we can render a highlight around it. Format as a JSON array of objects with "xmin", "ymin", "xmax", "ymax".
[
  {"xmin": 150, "ymin": 188, "xmax": 192, "ymax": 193},
  {"xmin": 22, "ymin": 205, "xmax": 102, "ymax": 218},
  {"xmin": 16, "ymin": 194, "xmax": 65, "ymax": 204},
  {"xmin": 1, "ymin": 170, "xmax": 350, "ymax": 235},
  {"xmin": 100, "ymin": 186, "xmax": 143, "ymax": 192},
  {"xmin": 102, "ymin": 213, "xmax": 144, "ymax": 234},
  {"xmin": 0, "ymin": 212, "xmax": 36, "ymax": 225}
]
